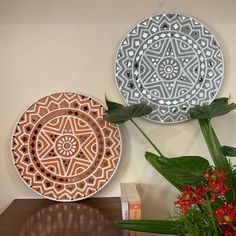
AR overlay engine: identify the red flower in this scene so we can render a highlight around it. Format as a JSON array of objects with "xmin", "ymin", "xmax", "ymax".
[
  {"xmin": 214, "ymin": 203, "xmax": 236, "ymax": 225},
  {"xmin": 220, "ymin": 224, "xmax": 236, "ymax": 236},
  {"xmin": 201, "ymin": 167, "xmax": 230, "ymax": 201},
  {"xmin": 194, "ymin": 184, "xmax": 208, "ymax": 203},
  {"xmin": 202, "ymin": 168, "xmax": 226, "ymax": 186},
  {"xmin": 210, "ymin": 184, "xmax": 230, "ymax": 202},
  {"xmin": 175, "ymin": 185, "xmax": 207, "ymax": 213},
  {"xmin": 175, "ymin": 186, "xmax": 195, "ymax": 213}
]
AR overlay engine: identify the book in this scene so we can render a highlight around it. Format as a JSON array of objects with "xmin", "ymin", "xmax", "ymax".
[
  {"xmin": 120, "ymin": 183, "xmax": 142, "ymax": 236},
  {"xmin": 120, "ymin": 183, "xmax": 141, "ymax": 219}
]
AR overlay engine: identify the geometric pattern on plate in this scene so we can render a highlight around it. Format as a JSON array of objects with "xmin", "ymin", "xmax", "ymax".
[
  {"xmin": 12, "ymin": 92, "xmax": 121, "ymax": 201},
  {"xmin": 115, "ymin": 13, "xmax": 224, "ymax": 123}
]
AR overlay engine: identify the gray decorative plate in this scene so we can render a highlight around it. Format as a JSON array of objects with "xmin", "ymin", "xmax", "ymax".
[{"xmin": 115, "ymin": 13, "xmax": 224, "ymax": 123}]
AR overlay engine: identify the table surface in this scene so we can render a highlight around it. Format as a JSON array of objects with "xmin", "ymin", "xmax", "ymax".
[{"xmin": 0, "ymin": 197, "xmax": 126, "ymax": 236}]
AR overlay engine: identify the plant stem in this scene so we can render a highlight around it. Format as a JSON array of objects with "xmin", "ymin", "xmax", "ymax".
[
  {"xmin": 130, "ymin": 118, "xmax": 164, "ymax": 157},
  {"xmin": 205, "ymin": 194, "xmax": 219, "ymax": 236}
]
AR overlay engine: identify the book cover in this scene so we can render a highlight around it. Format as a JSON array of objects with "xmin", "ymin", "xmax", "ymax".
[{"xmin": 120, "ymin": 183, "xmax": 129, "ymax": 220}]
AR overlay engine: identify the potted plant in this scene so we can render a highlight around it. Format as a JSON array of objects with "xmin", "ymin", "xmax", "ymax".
[{"xmin": 103, "ymin": 97, "xmax": 236, "ymax": 236}]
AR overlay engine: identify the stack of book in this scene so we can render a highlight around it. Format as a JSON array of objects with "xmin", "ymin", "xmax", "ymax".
[{"xmin": 120, "ymin": 183, "xmax": 141, "ymax": 236}]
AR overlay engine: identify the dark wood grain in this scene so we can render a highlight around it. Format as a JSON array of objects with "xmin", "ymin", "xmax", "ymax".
[{"xmin": 0, "ymin": 197, "xmax": 126, "ymax": 236}]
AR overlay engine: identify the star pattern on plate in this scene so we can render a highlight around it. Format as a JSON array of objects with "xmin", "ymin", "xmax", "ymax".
[
  {"xmin": 12, "ymin": 92, "xmax": 121, "ymax": 201},
  {"xmin": 115, "ymin": 14, "xmax": 224, "ymax": 123}
]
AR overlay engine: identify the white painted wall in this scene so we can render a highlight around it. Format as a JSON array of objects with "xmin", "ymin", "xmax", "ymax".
[{"xmin": 0, "ymin": 0, "xmax": 236, "ymax": 226}]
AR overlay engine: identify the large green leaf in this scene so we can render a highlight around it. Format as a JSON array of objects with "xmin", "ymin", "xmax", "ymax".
[
  {"xmin": 189, "ymin": 97, "xmax": 236, "ymax": 120},
  {"xmin": 145, "ymin": 152, "xmax": 182, "ymax": 191},
  {"xmin": 198, "ymin": 119, "xmax": 236, "ymax": 199},
  {"xmin": 145, "ymin": 152, "xmax": 209, "ymax": 189},
  {"xmin": 117, "ymin": 220, "xmax": 180, "ymax": 235},
  {"xmin": 220, "ymin": 145, "xmax": 236, "ymax": 157},
  {"xmin": 103, "ymin": 98, "xmax": 152, "ymax": 124}
]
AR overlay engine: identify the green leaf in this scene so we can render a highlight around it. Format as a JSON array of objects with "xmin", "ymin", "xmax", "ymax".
[
  {"xmin": 189, "ymin": 97, "xmax": 236, "ymax": 120},
  {"xmin": 145, "ymin": 152, "xmax": 209, "ymax": 189},
  {"xmin": 198, "ymin": 119, "xmax": 236, "ymax": 199},
  {"xmin": 117, "ymin": 220, "xmax": 180, "ymax": 235},
  {"xmin": 220, "ymin": 146, "xmax": 236, "ymax": 157},
  {"xmin": 105, "ymin": 97, "xmax": 123, "ymax": 111},
  {"xmin": 103, "ymin": 98, "xmax": 153, "ymax": 124},
  {"xmin": 145, "ymin": 152, "xmax": 182, "ymax": 191}
]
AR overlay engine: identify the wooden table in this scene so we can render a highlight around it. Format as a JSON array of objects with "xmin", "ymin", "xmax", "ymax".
[{"xmin": 0, "ymin": 197, "xmax": 126, "ymax": 236}]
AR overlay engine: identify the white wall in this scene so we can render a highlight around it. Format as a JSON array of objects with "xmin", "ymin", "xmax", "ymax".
[{"xmin": 1, "ymin": 0, "xmax": 236, "ymax": 222}]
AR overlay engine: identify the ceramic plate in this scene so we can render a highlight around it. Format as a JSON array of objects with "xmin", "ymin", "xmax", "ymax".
[
  {"xmin": 12, "ymin": 92, "xmax": 121, "ymax": 201},
  {"xmin": 115, "ymin": 13, "xmax": 224, "ymax": 123}
]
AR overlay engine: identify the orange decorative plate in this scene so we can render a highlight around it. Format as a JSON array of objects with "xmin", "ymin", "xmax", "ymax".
[{"xmin": 12, "ymin": 92, "xmax": 122, "ymax": 201}]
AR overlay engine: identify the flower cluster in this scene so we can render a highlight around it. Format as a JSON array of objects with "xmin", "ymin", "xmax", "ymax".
[
  {"xmin": 175, "ymin": 185, "xmax": 207, "ymax": 213},
  {"xmin": 174, "ymin": 167, "xmax": 236, "ymax": 235},
  {"xmin": 175, "ymin": 167, "xmax": 230, "ymax": 213}
]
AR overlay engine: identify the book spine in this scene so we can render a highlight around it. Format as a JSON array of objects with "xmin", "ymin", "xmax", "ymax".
[
  {"xmin": 128, "ymin": 202, "xmax": 142, "ymax": 236},
  {"xmin": 121, "ymin": 201, "xmax": 129, "ymax": 220}
]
